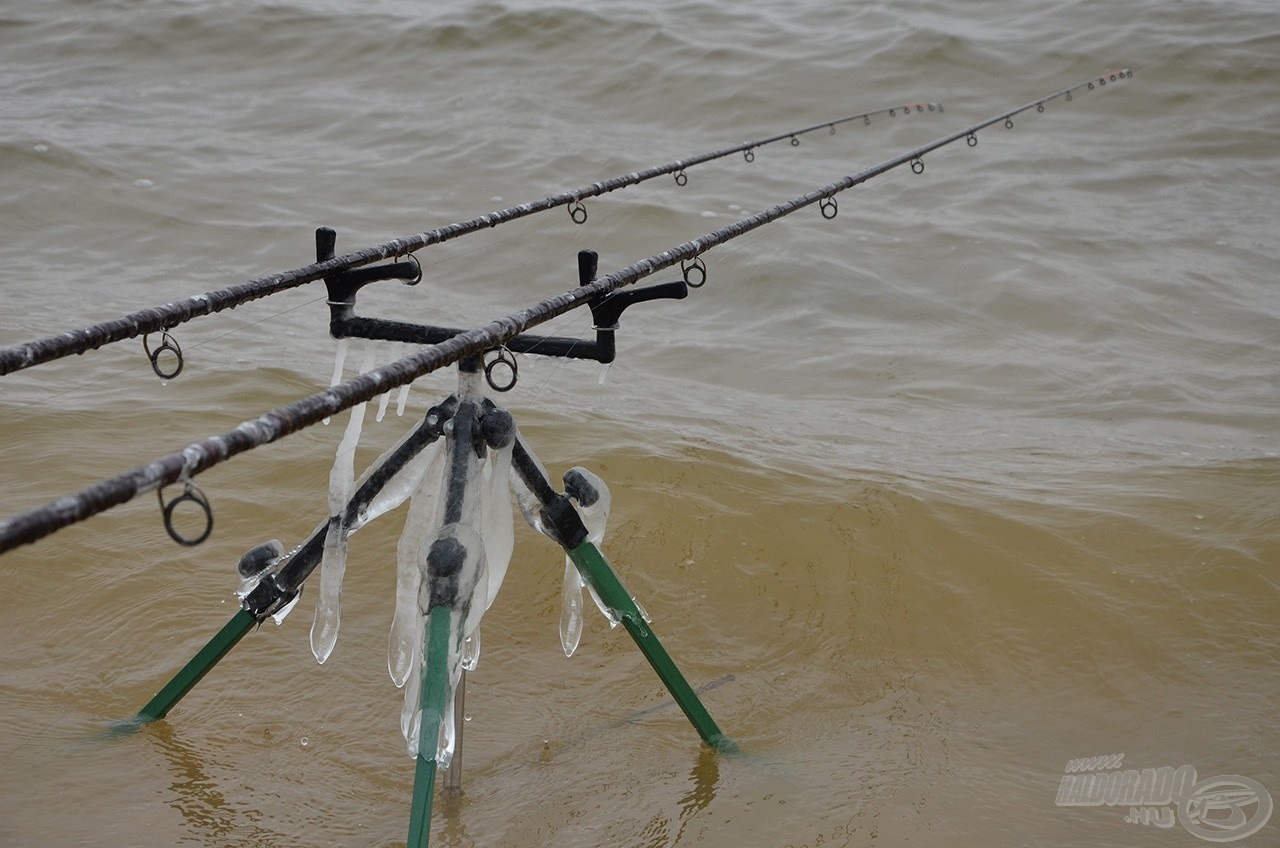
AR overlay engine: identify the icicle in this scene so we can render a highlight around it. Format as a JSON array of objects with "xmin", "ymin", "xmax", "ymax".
[
  {"xmin": 311, "ymin": 343, "xmax": 374, "ymax": 664},
  {"xmin": 374, "ymin": 344, "xmax": 395, "ymax": 422},
  {"xmin": 560, "ymin": 558, "xmax": 585, "ymax": 657},
  {"xmin": 437, "ymin": 682, "xmax": 458, "ymax": 768},
  {"xmin": 327, "ymin": 343, "xmax": 375, "ymax": 516},
  {"xmin": 389, "ymin": 440, "xmax": 446, "ymax": 687},
  {"xmin": 479, "ymin": 440, "xmax": 515, "ymax": 609},
  {"xmin": 461, "ymin": 630, "xmax": 480, "ymax": 672},
  {"xmin": 564, "ymin": 466, "xmax": 620, "ymax": 626},
  {"xmin": 598, "ymin": 362, "xmax": 611, "ymax": 385},
  {"xmin": 351, "ymin": 428, "xmax": 442, "ymax": 534},
  {"xmin": 323, "ymin": 338, "xmax": 349, "ymax": 425},
  {"xmin": 311, "ymin": 519, "xmax": 349, "ymax": 663},
  {"xmin": 397, "ymin": 383, "xmax": 411, "ymax": 416},
  {"xmin": 401, "ymin": 610, "xmax": 424, "ymax": 745}
]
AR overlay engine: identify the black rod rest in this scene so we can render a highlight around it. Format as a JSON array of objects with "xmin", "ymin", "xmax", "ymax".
[
  {"xmin": 240, "ymin": 227, "xmax": 690, "ymax": 620},
  {"xmin": 317, "ymin": 226, "xmax": 422, "ymax": 313},
  {"xmin": 318, "ymin": 228, "xmax": 689, "ymax": 365}
]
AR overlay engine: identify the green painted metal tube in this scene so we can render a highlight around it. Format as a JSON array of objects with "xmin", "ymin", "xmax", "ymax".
[
  {"xmin": 567, "ymin": 541, "xmax": 735, "ymax": 753},
  {"xmin": 133, "ymin": 608, "xmax": 257, "ymax": 724},
  {"xmin": 406, "ymin": 606, "xmax": 453, "ymax": 848}
]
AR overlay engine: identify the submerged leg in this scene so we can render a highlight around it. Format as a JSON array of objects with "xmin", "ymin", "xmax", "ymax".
[
  {"xmin": 511, "ymin": 435, "xmax": 735, "ymax": 752},
  {"xmin": 120, "ymin": 608, "xmax": 257, "ymax": 730}
]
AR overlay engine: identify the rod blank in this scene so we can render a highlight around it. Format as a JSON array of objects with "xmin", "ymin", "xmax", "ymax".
[{"xmin": 0, "ymin": 71, "xmax": 1131, "ymax": 554}]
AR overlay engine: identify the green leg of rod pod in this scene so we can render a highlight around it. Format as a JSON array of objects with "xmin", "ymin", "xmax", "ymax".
[
  {"xmin": 406, "ymin": 606, "xmax": 453, "ymax": 848},
  {"xmin": 120, "ymin": 608, "xmax": 257, "ymax": 729},
  {"xmin": 567, "ymin": 541, "xmax": 736, "ymax": 753}
]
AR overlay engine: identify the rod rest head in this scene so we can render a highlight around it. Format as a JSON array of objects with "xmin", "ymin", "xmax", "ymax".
[
  {"xmin": 589, "ymin": 279, "xmax": 689, "ymax": 330},
  {"xmin": 316, "ymin": 227, "xmax": 421, "ymax": 328}
]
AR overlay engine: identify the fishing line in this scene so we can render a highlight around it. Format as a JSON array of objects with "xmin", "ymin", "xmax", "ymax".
[
  {"xmin": 0, "ymin": 70, "xmax": 1131, "ymax": 555},
  {"xmin": 0, "ymin": 101, "xmax": 940, "ymax": 377}
]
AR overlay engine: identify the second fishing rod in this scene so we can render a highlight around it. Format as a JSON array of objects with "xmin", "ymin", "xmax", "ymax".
[
  {"xmin": 0, "ymin": 101, "xmax": 942, "ymax": 377},
  {"xmin": 0, "ymin": 69, "xmax": 1133, "ymax": 557}
]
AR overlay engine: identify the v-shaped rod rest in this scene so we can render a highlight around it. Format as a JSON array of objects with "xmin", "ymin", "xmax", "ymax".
[{"xmin": 318, "ymin": 229, "xmax": 688, "ymax": 365}]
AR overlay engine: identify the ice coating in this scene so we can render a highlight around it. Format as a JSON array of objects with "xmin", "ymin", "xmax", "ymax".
[
  {"xmin": 438, "ymin": 696, "xmax": 458, "ymax": 769},
  {"xmin": 323, "ymin": 338, "xmax": 349, "ymax": 425},
  {"xmin": 237, "ymin": 539, "xmax": 284, "ymax": 579},
  {"xmin": 271, "ymin": 592, "xmax": 302, "ymax": 625},
  {"xmin": 311, "ymin": 344, "xmax": 374, "ymax": 664},
  {"xmin": 374, "ymin": 344, "xmax": 394, "ymax": 422},
  {"xmin": 568, "ymin": 466, "xmax": 611, "ymax": 543},
  {"xmin": 480, "ymin": 440, "xmax": 515, "ymax": 608},
  {"xmin": 560, "ymin": 558, "xmax": 585, "ymax": 657},
  {"xmin": 351, "ymin": 425, "xmax": 443, "ymax": 533},
  {"xmin": 327, "ymin": 343, "xmax": 375, "ymax": 517},
  {"xmin": 405, "ymin": 377, "xmax": 500, "ymax": 762},
  {"xmin": 400, "ymin": 614, "xmax": 424, "ymax": 736},
  {"xmin": 403, "ymin": 523, "xmax": 489, "ymax": 762},
  {"xmin": 234, "ymin": 538, "xmax": 285, "ymax": 600},
  {"xmin": 461, "ymin": 630, "xmax": 480, "ymax": 672},
  {"xmin": 310, "ymin": 519, "xmax": 348, "ymax": 663},
  {"xmin": 565, "ymin": 467, "xmax": 618, "ymax": 626},
  {"xmin": 329, "ymin": 338, "xmax": 350, "ymax": 388},
  {"xmin": 511, "ymin": 431, "xmax": 552, "ymax": 538},
  {"xmin": 389, "ymin": 440, "xmax": 446, "ymax": 687}
]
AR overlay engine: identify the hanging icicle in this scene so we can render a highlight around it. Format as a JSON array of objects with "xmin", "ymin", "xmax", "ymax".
[
  {"xmin": 311, "ymin": 342, "xmax": 375, "ymax": 663},
  {"xmin": 389, "ymin": 439, "xmax": 446, "ymax": 687}
]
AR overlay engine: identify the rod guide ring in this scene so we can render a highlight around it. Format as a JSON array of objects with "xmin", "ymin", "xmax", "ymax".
[
  {"xmin": 143, "ymin": 331, "xmax": 184, "ymax": 379},
  {"xmin": 681, "ymin": 256, "xmax": 707, "ymax": 288},
  {"xmin": 159, "ymin": 481, "xmax": 213, "ymax": 546},
  {"xmin": 484, "ymin": 348, "xmax": 518, "ymax": 392}
]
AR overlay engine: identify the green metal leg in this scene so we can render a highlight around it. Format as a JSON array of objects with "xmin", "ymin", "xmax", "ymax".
[
  {"xmin": 125, "ymin": 608, "xmax": 257, "ymax": 727},
  {"xmin": 406, "ymin": 606, "xmax": 453, "ymax": 848},
  {"xmin": 568, "ymin": 541, "xmax": 735, "ymax": 753}
]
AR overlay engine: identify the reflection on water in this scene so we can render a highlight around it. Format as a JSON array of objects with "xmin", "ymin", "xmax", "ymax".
[
  {"xmin": 432, "ymin": 787, "xmax": 474, "ymax": 848},
  {"xmin": 634, "ymin": 745, "xmax": 722, "ymax": 848},
  {"xmin": 150, "ymin": 722, "xmax": 279, "ymax": 847}
]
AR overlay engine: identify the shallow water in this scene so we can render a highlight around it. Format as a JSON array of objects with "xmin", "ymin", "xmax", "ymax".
[{"xmin": 1, "ymin": 1, "xmax": 1278, "ymax": 846}]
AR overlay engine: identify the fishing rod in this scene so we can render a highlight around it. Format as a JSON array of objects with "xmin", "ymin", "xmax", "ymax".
[
  {"xmin": 0, "ymin": 69, "xmax": 1132, "ymax": 555},
  {"xmin": 0, "ymin": 101, "xmax": 940, "ymax": 378}
]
